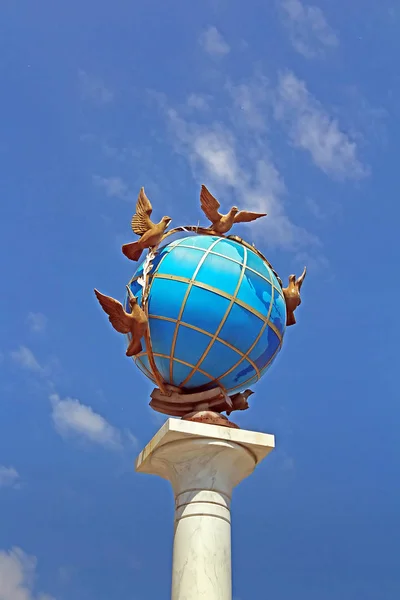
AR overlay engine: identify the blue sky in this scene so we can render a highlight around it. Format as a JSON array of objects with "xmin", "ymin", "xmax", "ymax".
[{"xmin": 1, "ymin": 0, "xmax": 399, "ymax": 598}]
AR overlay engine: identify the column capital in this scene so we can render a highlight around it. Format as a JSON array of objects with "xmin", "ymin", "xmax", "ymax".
[{"xmin": 136, "ymin": 418, "xmax": 275, "ymax": 495}]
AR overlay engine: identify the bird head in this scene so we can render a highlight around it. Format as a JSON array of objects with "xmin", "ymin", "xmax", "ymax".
[
  {"xmin": 288, "ymin": 274, "xmax": 296, "ymax": 284},
  {"xmin": 243, "ymin": 389, "xmax": 254, "ymax": 400},
  {"xmin": 231, "ymin": 206, "xmax": 239, "ymax": 215},
  {"xmin": 162, "ymin": 216, "xmax": 172, "ymax": 228},
  {"xmin": 126, "ymin": 285, "xmax": 138, "ymax": 308}
]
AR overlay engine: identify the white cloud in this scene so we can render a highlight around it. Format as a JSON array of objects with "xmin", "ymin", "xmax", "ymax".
[
  {"xmin": 199, "ymin": 26, "xmax": 230, "ymax": 57},
  {"xmin": 274, "ymin": 71, "xmax": 366, "ymax": 179},
  {"xmin": 27, "ymin": 313, "xmax": 47, "ymax": 334},
  {"xmin": 11, "ymin": 347, "xmax": 43, "ymax": 374},
  {"xmin": 226, "ymin": 78, "xmax": 269, "ymax": 131},
  {"xmin": 49, "ymin": 394, "xmax": 122, "ymax": 449},
  {"xmin": 92, "ymin": 175, "xmax": 130, "ymax": 200},
  {"xmin": 167, "ymin": 106, "xmax": 315, "ymax": 249},
  {"xmin": 187, "ymin": 94, "xmax": 210, "ymax": 111},
  {"xmin": 78, "ymin": 69, "xmax": 113, "ymax": 104},
  {"xmin": 0, "ymin": 466, "xmax": 20, "ymax": 489},
  {"xmin": 279, "ymin": 0, "xmax": 338, "ymax": 58},
  {"xmin": 0, "ymin": 547, "xmax": 55, "ymax": 600},
  {"xmin": 192, "ymin": 128, "xmax": 240, "ymax": 186}
]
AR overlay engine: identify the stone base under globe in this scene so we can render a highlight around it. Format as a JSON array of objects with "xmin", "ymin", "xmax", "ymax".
[{"xmin": 127, "ymin": 234, "xmax": 286, "ymax": 395}]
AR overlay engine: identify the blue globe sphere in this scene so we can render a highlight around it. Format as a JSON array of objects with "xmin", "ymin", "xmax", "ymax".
[{"xmin": 127, "ymin": 235, "xmax": 286, "ymax": 395}]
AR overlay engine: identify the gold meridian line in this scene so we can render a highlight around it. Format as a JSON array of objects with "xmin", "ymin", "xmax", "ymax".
[
  {"xmin": 178, "ymin": 247, "xmax": 254, "ymax": 387},
  {"xmin": 129, "ymin": 247, "xmax": 177, "ymax": 392},
  {"xmin": 141, "ymin": 264, "xmax": 167, "ymax": 394},
  {"xmin": 148, "ymin": 314, "xmax": 256, "ymax": 362},
  {"xmin": 225, "ymin": 339, "xmax": 283, "ymax": 394},
  {"xmin": 149, "ymin": 314, "xmax": 179, "ymax": 323},
  {"xmin": 174, "ymin": 244, "xmax": 284, "ymax": 297},
  {"xmin": 152, "ymin": 274, "xmax": 283, "ymax": 342},
  {"xmin": 216, "ymin": 276, "xmax": 276, "ymax": 382},
  {"xmin": 135, "ymin": 351, "xmax": 216, "ymax": 381},
  {"xmin": 133, "ymin": 356, "xmax": 157, "ymax": 382},
  {"xmin": 168, "ymin": 238, "xmax": 222, "ymax": 382}
]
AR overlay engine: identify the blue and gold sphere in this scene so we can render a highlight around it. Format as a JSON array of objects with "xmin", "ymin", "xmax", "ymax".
[{"xmin": 127, "ymin": 235, "xmax": 286, "ymax": 395}]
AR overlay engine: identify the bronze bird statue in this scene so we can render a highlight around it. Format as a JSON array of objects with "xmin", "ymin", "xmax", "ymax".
[
  {"xmin": 226, "ymin": 389, "xmax": 254, "ymax": 416},
  {"xmin": 282, "ymin": 267, "xmax": 307, "ymax": 326},
  {"xmin": 122, "ymin": 187, "xmax": 172, "ymax": 262},
  {"xmin": 94, "ymin": 286, "xmax": 148, "ymax": 356},
  {"xmin": 200, "ymin": 185, "xmax": 267, "ymax": 234}
]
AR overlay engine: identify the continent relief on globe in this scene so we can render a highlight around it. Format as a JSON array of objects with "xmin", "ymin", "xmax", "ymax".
[{"xmin": 126, "ymin": 235, "xmax": 286, "ymax": 396}]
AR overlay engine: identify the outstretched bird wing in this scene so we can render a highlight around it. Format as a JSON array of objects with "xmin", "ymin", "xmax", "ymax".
[
  {"xmin": 200, "ymin": 185, "xmax": 222, "ymax": 223},
  {"xmin": 234, "ymin": 210, "xmax": 267, "ymax": 223},
  {"xmin": 131, "ymin": 188, "xmax": 155, "ymax": 236},
  {"xmin": 94, "ymin": 289, "xmax": 133, "ymax": 334},
  {"xmin": 296, "ymin": 266, "xmax": 307, "ymax": 290}
]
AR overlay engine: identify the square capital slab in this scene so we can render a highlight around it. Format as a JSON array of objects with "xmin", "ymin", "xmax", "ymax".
[{"xmin": 136, "ymin": 418, "xmax": 275, "ymax": 475}]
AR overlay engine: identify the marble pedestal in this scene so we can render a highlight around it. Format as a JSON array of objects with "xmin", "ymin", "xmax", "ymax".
[{"xmin": 135, "ymin": 418, "xmax": 275, "ymax": 600}]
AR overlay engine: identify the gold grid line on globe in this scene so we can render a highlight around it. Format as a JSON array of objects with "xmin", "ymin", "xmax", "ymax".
[
  {"xmin": 148, "ymin": 314, "xmax": 260, "ymax": 368},
  {"xmin": 151, "ymin": 273, "xmax": 282, "ymax": 341},
  {"xmin": 178, "ymin": 246, "xmax": 249, "ymax": 387},
  {"xmin": 134, "ymin": 333, "xmax": 283, "ymax": 394},
  {"xmin": 134, "ymin": 352, "xmax": 218, "ymax": 384},
  {"xmin": 134, "ymin": 344, "xmax": 282, "ymax": 394},
  {"xmin": 175, "ymin": 243, "xmax": 284, "ymax": 298},
  {"xmin": 129, "ymin": 237, "xmax": 283, "ymax": 393},
  {"xmin": 133, "ymin": 356, "xmax": 156, "ymax": 383},
  {"xmin": 143, "ymin": 270, "xmax": 279, "ymax": 385},
  {"xmin": 168, "ymin": 237, "xmax": 222, "ymax": 383},
  {"xmin": 128, "ymin": 242, "xmax": 284, "ymax": 299},
  {"xmin": 215, "ymin": 274, "xmax": 276, "ymax": 383}
]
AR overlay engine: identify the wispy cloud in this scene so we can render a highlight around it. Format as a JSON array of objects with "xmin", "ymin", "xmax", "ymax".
[
  {"xmin": 226, "ymin": 76, "xmax": 269, "ymax": 131},
  {"xmin": 50, "ymin": 393, "xmax": 123, "ymax": 449},
  {"xmin": 199, "ymin": 26, "xmax": 230, "ymax": 57},
  {"xmin": 78, "ymin": 69, "xmax": 114, "ymax": 104},
  {"xmin": 0, "ymin": 547, "xmax": 55, "ymax": 600},
  {"xmin": 27, "ymin": 312, "xmax": 47, "ymax": 334},
  {"xmin": 0, "ymin": 466, "xmax": 20, "ymax": 489},
  {"xmin": 92, "ymin": 175, "xmax": 131, "ymax": 200},
  {"xmin": 11, "ymin": 346, "xmax": 44, "ymax": 374},
  {"xmin": 187, "ymin": 93, "xmax": 210, "ymax": 111},
  {"xmin": 9, "ymin": 342, "xmax": 136, "ymax": 451},
  {"xmin": 274, "ymin": 71, "xmax": 367, "ymax": 179},
  {"xmin": 279, "ymin": 0, "xmax": 338, "ymax": 58},
  {"xmin": 166, "ymin": 84, "xmax": 315, "ymax": 250}
]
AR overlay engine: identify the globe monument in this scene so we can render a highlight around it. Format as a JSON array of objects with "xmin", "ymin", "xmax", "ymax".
[{"xmin": 94, "ymin": 184, "xmax": 306, "ymax": 599}]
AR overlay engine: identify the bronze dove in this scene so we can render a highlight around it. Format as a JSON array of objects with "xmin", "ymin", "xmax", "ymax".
[
  {"xmin": 282, "ymin": 267, "xmax": 307, "ymax": 326},
  {"xmin": 226, "ymin": 389, "xmax": 254, "ymax": 416},
  {"xmin": 200, "ymin": 185, "xmax": 267, "ymax": 234},
  {"xmin": 122, "ymin": 187, "xmax": 172, "ymax": 262},
  {"xmin": 94, "ymin": 286, "xmax": 148, "ymax": 356}
]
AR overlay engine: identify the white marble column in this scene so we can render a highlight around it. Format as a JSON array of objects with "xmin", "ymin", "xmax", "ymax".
[{"xmin": 135, "ymin": 418, "xmax": 275, "ymax": 600}]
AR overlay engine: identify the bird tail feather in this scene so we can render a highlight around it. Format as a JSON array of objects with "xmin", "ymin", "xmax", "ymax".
[
  {"xmin": 286, "ymin": 312, "xmax": 296, "ymax": 326},
  {"xmin": 126, "ymin": 338, "xmax": 143, "ymax": 357},
  {"xmin": 122, "ymin": 242, "xmax": 143, "ymax": 262}
]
